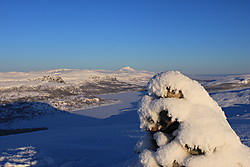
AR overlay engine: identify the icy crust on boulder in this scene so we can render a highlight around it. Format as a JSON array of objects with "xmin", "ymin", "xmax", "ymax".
[{"xmin": 137, "ymin": 71, "xmax": 250, "ymax": 167}]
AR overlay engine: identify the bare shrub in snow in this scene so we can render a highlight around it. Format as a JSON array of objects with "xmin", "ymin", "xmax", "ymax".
[{"xmin": 135, "ymin": 71, "xmax": 250, "ymax": 167}]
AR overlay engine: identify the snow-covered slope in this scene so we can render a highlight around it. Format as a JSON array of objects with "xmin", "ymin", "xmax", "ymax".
[
  {"xmin": 0, "ymin": 91, "xmax": 144, "ymax": 167},
  {"xmin": 192, "ymin": 74, "xmax": 250, "ymax": 92},
  {"xmin": 0, "ymin": 67, "xmax": 154, "ymax": 88},
  {"xmin": 0, "ymin": 67, "xmax": 154, "ymax": 122},
  {"xmin": 0, "ymin": 70, "xmax": 249, "ymax": 167}
]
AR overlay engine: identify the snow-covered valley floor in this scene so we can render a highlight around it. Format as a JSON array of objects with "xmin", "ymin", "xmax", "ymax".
[
  {"xmin": 0, "ymin": 90, "xmax": 249, "ymax": 167},
  {"xmin": 0, "ymin": 69, "xmax": 250, "ymax": 167},
  {"xmin": 0, "ymin": 91, "xmax": 144, "ymax": 167}
]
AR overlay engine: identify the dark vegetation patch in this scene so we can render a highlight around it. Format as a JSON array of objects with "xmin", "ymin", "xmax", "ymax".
[{"xmin": 0, "ymin": 127, "xmax": 48, "ymax": 136}]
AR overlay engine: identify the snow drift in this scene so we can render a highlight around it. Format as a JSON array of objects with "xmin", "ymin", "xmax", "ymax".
[{"xmin": 136, "ymin": 71, "xmax": 250, "ymax": 167}]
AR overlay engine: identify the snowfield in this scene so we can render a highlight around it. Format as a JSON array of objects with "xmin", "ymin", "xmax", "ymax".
[{"xmin": 0, "ymin": 68, "xmax": 250, "ymax": 167}]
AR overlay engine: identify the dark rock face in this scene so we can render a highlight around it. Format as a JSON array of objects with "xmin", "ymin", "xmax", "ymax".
[{"xmin": 33, "ymin": 76, "xmax": 66, "ymax": 83}]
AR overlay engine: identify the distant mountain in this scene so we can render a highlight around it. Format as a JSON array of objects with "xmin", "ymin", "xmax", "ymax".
[
  {"xmin": 116, "ymin": 66, "xmax": 137, "ymax": 72},
  {"xmin": 0, "ymin": 67, "xmax": 155, "ymax": 89}
]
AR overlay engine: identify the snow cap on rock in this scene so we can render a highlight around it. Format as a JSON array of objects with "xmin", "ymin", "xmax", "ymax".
[{"xmin": 147, "ymin": 71, "xmax": 218, "ymax": 106}]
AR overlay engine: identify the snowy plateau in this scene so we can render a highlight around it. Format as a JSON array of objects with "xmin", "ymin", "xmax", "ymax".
[{"xmin": 0, "ymin": 67, "xmax": 249, "ymax": 167}]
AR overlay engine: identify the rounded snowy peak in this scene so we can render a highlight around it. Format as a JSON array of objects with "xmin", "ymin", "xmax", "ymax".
[{"xmin": 116, "ymin": 66, "xmax": 136, "ymax": 72}]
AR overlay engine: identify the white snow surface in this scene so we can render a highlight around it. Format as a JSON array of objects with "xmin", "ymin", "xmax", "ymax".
[
  {"xmin": 190, "ymin": 73, "xmax": 250, "ymax": 87},
  {"xmin": 0, "ymin": 67, "xmax": 154, "ymax": 88},
  {"xmin": 137, "ymin": 71, "xmax": 250, "ymax": 167},
  {"xmin": 211, "ymin": 89, "xmax": 250, "ymax": 108},
  {"xmin": 0, "ymin": 91, "xmax": 144, "ymax": 167},
  {"xmin": 0, "ymin": 69, "xmax": 250, "ymax": 167}
]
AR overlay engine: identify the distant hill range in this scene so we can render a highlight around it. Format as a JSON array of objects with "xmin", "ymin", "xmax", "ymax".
[{"xmin": 0, "ymin": 67, "xmax": 155, "ymax": 123}]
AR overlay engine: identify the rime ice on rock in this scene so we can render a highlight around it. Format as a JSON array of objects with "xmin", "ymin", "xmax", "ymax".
[{"xmin": 135, "ymin": 71, "xmax": 250, "ymax": 167}]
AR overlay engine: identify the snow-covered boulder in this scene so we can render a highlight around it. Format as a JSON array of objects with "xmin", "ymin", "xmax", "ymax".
[{"xmin": 136, "ymin": 71, "xmax": 250, "ymax": 167}]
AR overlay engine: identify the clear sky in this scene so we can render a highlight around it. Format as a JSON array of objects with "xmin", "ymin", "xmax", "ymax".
[{"xmin": 0, "ymin": 0, "xmax": 249, "ymax": 74}]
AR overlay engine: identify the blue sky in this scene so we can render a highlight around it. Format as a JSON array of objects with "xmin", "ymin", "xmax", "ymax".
[{"xmin": 0, "ymin": 0, "xmax": 249, "ymax": 74}]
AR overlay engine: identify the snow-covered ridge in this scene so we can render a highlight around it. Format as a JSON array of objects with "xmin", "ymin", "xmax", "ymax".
[
  {"xmin": 192, "ymin": 74, "xmax": 250, "ymax": 92},
  {"xmin": 0, "ymin": 67, "xmax": 154, "ymax": 101},
  {"xmin": 0, "ymin": 102, "xmax": 66, "ymax": 124},
  {"xmin": 0, "ymin": 67, "xmax": 154, "ymax": 124},
  {"xmin": 0, "ymin": 67, "xmax": 154, "ymax": 87}
]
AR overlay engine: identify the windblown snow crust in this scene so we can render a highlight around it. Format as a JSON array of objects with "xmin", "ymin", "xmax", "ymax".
[{"xmin": 136, "ymin": 71, "xmax": 250, "ymax": 167}]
